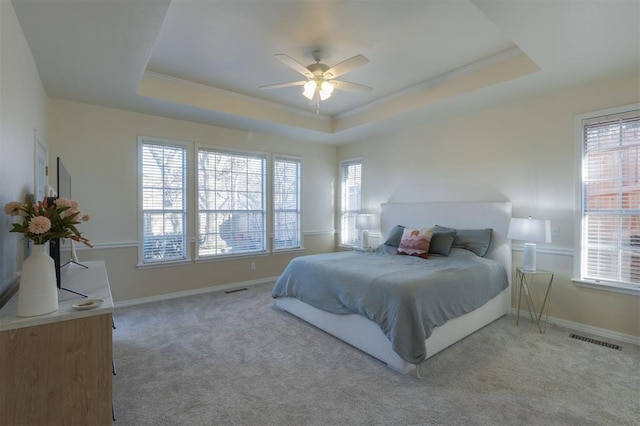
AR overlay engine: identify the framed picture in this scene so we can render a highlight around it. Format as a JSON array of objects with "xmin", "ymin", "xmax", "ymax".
[{"xmin": 34, "ymin": 129, "xmax": 48, "ymax": 202}]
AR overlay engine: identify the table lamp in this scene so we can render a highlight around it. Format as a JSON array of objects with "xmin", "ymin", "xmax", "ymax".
[
  {"xmin": 356, "ymin": 214, "xmax": 374, "ymax": 249},
  {"xmin": 507, "ymin": 216, "xmax": 551, "ymax": 272}
]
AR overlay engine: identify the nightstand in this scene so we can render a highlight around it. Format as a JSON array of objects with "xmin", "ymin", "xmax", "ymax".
[{"xmin": 515, "ymin": 267, "xmax": 554, "ymax": 333}]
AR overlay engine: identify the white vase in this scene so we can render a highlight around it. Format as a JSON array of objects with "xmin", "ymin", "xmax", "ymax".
[{"xmin": 17, "ymin": 243, "xmax": 59, "ymax": 317}]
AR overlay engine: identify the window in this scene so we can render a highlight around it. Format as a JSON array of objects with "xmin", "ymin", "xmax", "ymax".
[
  {"xmin": 139, "ymin": 139, "xmax": 188, "ymax": 264},
  {"xmin": 340, "ymin": 158, "xmax": 363, "ymax": 246},
  {"xmin": 138, "ymin": 137, "xmax": 302, "ymax": 266},
  {"xmin": 273, "ymin": 155, "xmax": 302, "ymax": 251},
  {"xmin": 197, "ymin": 147, "xmax": 266, "ymax": 257},
  {"xmin": 575, "ymin": 105, "xmax": 640, "ymax": 293}
]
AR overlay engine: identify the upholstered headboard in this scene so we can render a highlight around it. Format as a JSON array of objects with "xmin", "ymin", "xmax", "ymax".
[{"xmin": 380, "ymin": 201, "xmax": 512, "ymax": 285}]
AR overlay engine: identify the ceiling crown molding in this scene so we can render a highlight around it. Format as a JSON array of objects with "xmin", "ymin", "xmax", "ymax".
[
  {"xmin": 137, "ymin": 71, "xmax": 332, "ymax": 133},
  {"xmin": 138, "ymin": 46, "xmax": 539, "ymax": 137}
]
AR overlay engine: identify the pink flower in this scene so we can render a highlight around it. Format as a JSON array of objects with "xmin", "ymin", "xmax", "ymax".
[
  {"xmin": 5, "ymin": 196, "xmax": 91, "ymax": 247},
  {"xmin": 56, "ymin": 197, "xmax": 81, "ymax": 218},
  {"xmin": 3, "ymin": 201, "xmax": 25, "ymax": 216},
  {"xmin": 28, "ymin": 216, "xmax": 51, "ymax": 234},
  {"xmin": 54, "ymin": 197, "xmax": 74, "ymax": 209}
]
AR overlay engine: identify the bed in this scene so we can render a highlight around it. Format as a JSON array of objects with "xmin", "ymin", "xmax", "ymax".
[{"xmin": 272, "ymin": 201, "xmax": 512, "ymax": 374}]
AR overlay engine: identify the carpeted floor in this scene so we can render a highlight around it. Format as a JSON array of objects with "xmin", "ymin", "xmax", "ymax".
[{"xmin": 112, "ymin": 283, "xmax": 639, "ymax": 425}]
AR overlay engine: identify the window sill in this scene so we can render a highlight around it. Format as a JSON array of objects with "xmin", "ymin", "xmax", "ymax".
[
  {"xmin": 195, "ymin": 252, "xmax": 270, "ymax": 263},
  {"xmin": 572, "ymin": 278, "xmax": 640, "ymax": 296},
  {"xmin": 137, "ymin": 259, "xmax": 192, "ymax": 269},
  {"xmin": 272, "ymin": 247, "xmax": 305, "ymax": 255}
]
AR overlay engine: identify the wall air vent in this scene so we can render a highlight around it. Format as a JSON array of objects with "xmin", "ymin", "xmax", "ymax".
[{"xmin": 569, "ymin": 333, "xmax": 621, "ymax": 350}]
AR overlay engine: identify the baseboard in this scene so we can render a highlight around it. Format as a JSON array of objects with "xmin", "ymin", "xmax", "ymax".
[
  {"xmin": 510, "ymin": 308, "xmax": 639, "ymax": 346},
  {"xmin": 114, "ymin": 276, "xmax": 278, "ymax": 308}
]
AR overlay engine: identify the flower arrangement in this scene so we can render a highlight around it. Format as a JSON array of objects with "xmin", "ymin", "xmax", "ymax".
[{"xmin": 4, "ymin": 197, "xmax": 92, "ymax": 247}]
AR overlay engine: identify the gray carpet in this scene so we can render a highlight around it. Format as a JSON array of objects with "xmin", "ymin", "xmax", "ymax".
[{"xmin": 113, "ymin": 283, "xmax": 639, "ymax": 426}]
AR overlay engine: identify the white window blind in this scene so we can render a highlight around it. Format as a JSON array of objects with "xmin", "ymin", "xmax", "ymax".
[
  {"xmin": 197, "ymin": 148, "xmax": 266, "ymax": 257},
  {"xmin": 273, "ymin": 156, "xmax": 302, "ymax": 251},
  {"xmin": 581, "ymin": 109, "xmax": 640, "ymax": 287},
  {"xmin": 140, "ymin": 141, "xmax": 187, "ymax": 264},
  {"xmin": 340, "ymin": 159, "xmax": 362, "ymax": 246}
]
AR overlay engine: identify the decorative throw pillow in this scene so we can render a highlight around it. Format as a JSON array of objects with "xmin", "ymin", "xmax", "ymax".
[
  {"xmin": 397, "ymin": 227, "xmax": 434, "ymax": 259},
  {"xmin": 428, "ymin": 230, "xmax": 457, "ymax": 256},
  {"xmin": 383, "ymin": 225, "xmax": 405, "ymax": 247},
  {"xmin": 435, "ymin": 225, "xmax": 493, "ymax": 257}
]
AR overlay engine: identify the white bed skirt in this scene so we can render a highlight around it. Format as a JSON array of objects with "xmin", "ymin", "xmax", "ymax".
[{"xmin": 275, "ymin": 287, "xmax": 509, "ymax": 374}]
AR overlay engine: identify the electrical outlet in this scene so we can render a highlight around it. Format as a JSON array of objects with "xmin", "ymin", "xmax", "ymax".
[
  {"xmin": 250, "ymin": 262, "xmax": 256, "ymax": 270},
  {"xmin": 552, "ymin": 227, "xmax": 560, "ymax": 239}
]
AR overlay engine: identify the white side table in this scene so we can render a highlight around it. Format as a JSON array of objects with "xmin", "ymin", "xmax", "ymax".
[{"xmin": 515, "ymin": 267, "xmax": 554, "ymax": 333}]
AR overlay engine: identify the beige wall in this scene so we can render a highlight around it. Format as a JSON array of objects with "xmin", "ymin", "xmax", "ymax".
[
  {"xmin": 47, "ymin": 100, "xmax": 336, "ymax": 302},
  {"xmin": 0, "ymin": 0, "xmax": 49, "ymax": 301},
  {"xmin": 338, "ymin": 74, "xmax": 640, "ymax": 338}
]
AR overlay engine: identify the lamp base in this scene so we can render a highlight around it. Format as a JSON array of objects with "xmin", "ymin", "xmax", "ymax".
[
  {"xmin": 361, "ymin": 230, "xmax": 369, "ymax": 249},
  {"xmin": 522, "ymin": 243, "xmax": 537, "ymax": 272}
]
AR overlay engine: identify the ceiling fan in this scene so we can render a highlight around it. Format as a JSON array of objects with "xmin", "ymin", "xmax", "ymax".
[{"xmin": 261, "ymin": 50, "xmax": 372, "ymax": 110}]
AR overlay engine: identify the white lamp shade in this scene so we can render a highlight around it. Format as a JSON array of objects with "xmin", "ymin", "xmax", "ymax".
[
  {"xmin": 507, "ymin": 217, "xmax": 551, "ymax": 243},
  {"xmin": 356, "ymin": 214, "xmax": 374, "ymax": 230},
  {"xmin": 508, "ymin": 217, "xmax": 551, "ymax": 272}
]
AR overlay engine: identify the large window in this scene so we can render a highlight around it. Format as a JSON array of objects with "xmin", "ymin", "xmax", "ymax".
[
  {"xmin": 197, "ymin": 147, "xmax": 266, "ymax": 257},
  {"xmin": 575, "ymin": 105, "xmax": 640, "ymax": 293},
  {"xmin": 340, "ymin": 158, "xmax": 363, "ymax": 246},
  {"xmin": 139, "ymin": 139, "xmax": 188, "ymax": 264},
  {"xmin": 139, "ymin": 137, "xmax": 303, "ymax": 265},
  {"xmin": 273, "ymin": 155, "xmax": 302, "ymax": 251}
]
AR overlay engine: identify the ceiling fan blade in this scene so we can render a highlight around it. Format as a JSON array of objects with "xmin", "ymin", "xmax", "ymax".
[
  {"xmin": 324, "ymin": 54, "xmax": 369, "ymax": 79},
  {"xmin": 260, "ymin": 81, "xmax": 306, "ymax": 89},
  {"xmin": 274, "ymin": 54, "xmax": 314, "ymax": 78},
  {"xmin": 331, "ymin": 80, "xmax": 373, "ymax": 94}
]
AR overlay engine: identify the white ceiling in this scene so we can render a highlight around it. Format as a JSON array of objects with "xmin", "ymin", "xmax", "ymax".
[{"xmin": 11, "ymin": 0, "xmax": 640, "ymax": 144}]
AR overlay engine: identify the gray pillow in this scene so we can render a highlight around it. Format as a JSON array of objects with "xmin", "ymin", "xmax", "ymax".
[
  {"xmin": 383, "ymin": 225, "xmax": 405, "ymax": 247},
  {"xmin": 435, "ymin": 225, "xmax": 493, "ymax": 257},
  {"xmin": 428, "ymin": 230, "xmax": 457, "ymax": 256}
]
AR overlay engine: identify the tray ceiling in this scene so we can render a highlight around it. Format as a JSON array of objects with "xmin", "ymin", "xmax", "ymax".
[{"xmin": 11, "ymin": 0, "xmax": 639, "ymax": 144}]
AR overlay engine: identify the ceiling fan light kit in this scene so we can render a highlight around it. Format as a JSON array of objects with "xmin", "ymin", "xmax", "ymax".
[
  {"xmin": 320, "ymin": 80, "xmax": 334, "ymax": 98},
  {"xmin": 303, "ymin": 79, "xmax": 334, "ymax": 101},
  {"xmin": 262, "ymin": 49, "xmax": 372, "ymax": 110}
]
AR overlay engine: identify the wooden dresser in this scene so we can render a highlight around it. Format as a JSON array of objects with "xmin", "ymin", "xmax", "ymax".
[{"xmin": 0, "ymin": 261, "xmax": 114, "ymax": 425}]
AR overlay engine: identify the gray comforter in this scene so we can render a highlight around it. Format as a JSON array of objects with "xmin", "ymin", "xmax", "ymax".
[{"xmin": 272, "ymin": 247, "xmax": 508, "ymax": 364}]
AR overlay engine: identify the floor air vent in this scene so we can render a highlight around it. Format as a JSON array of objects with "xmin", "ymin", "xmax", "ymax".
[{"xmin": 569, "ymin": 333, "xmax": 621, "ymax": 350}]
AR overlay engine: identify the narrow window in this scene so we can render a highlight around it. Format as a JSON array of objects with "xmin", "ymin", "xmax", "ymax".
[
  {"xmin": 273, "ymin": 155, "xmax": 302, "ymax": 251},
  {"xmin": 340, "ymin": 158, "xmax": 363, "ymax": 246},
  {"xmin": 197, "ymin": 147, "xmax": 266, "ymax": 257},
  {"xmin": 139, "ymin": 139, "xmax": 188, "ymax": 264},
  {"xmin": 576, "ymin": 106, "xmax": 640, "ymax": 292}
]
